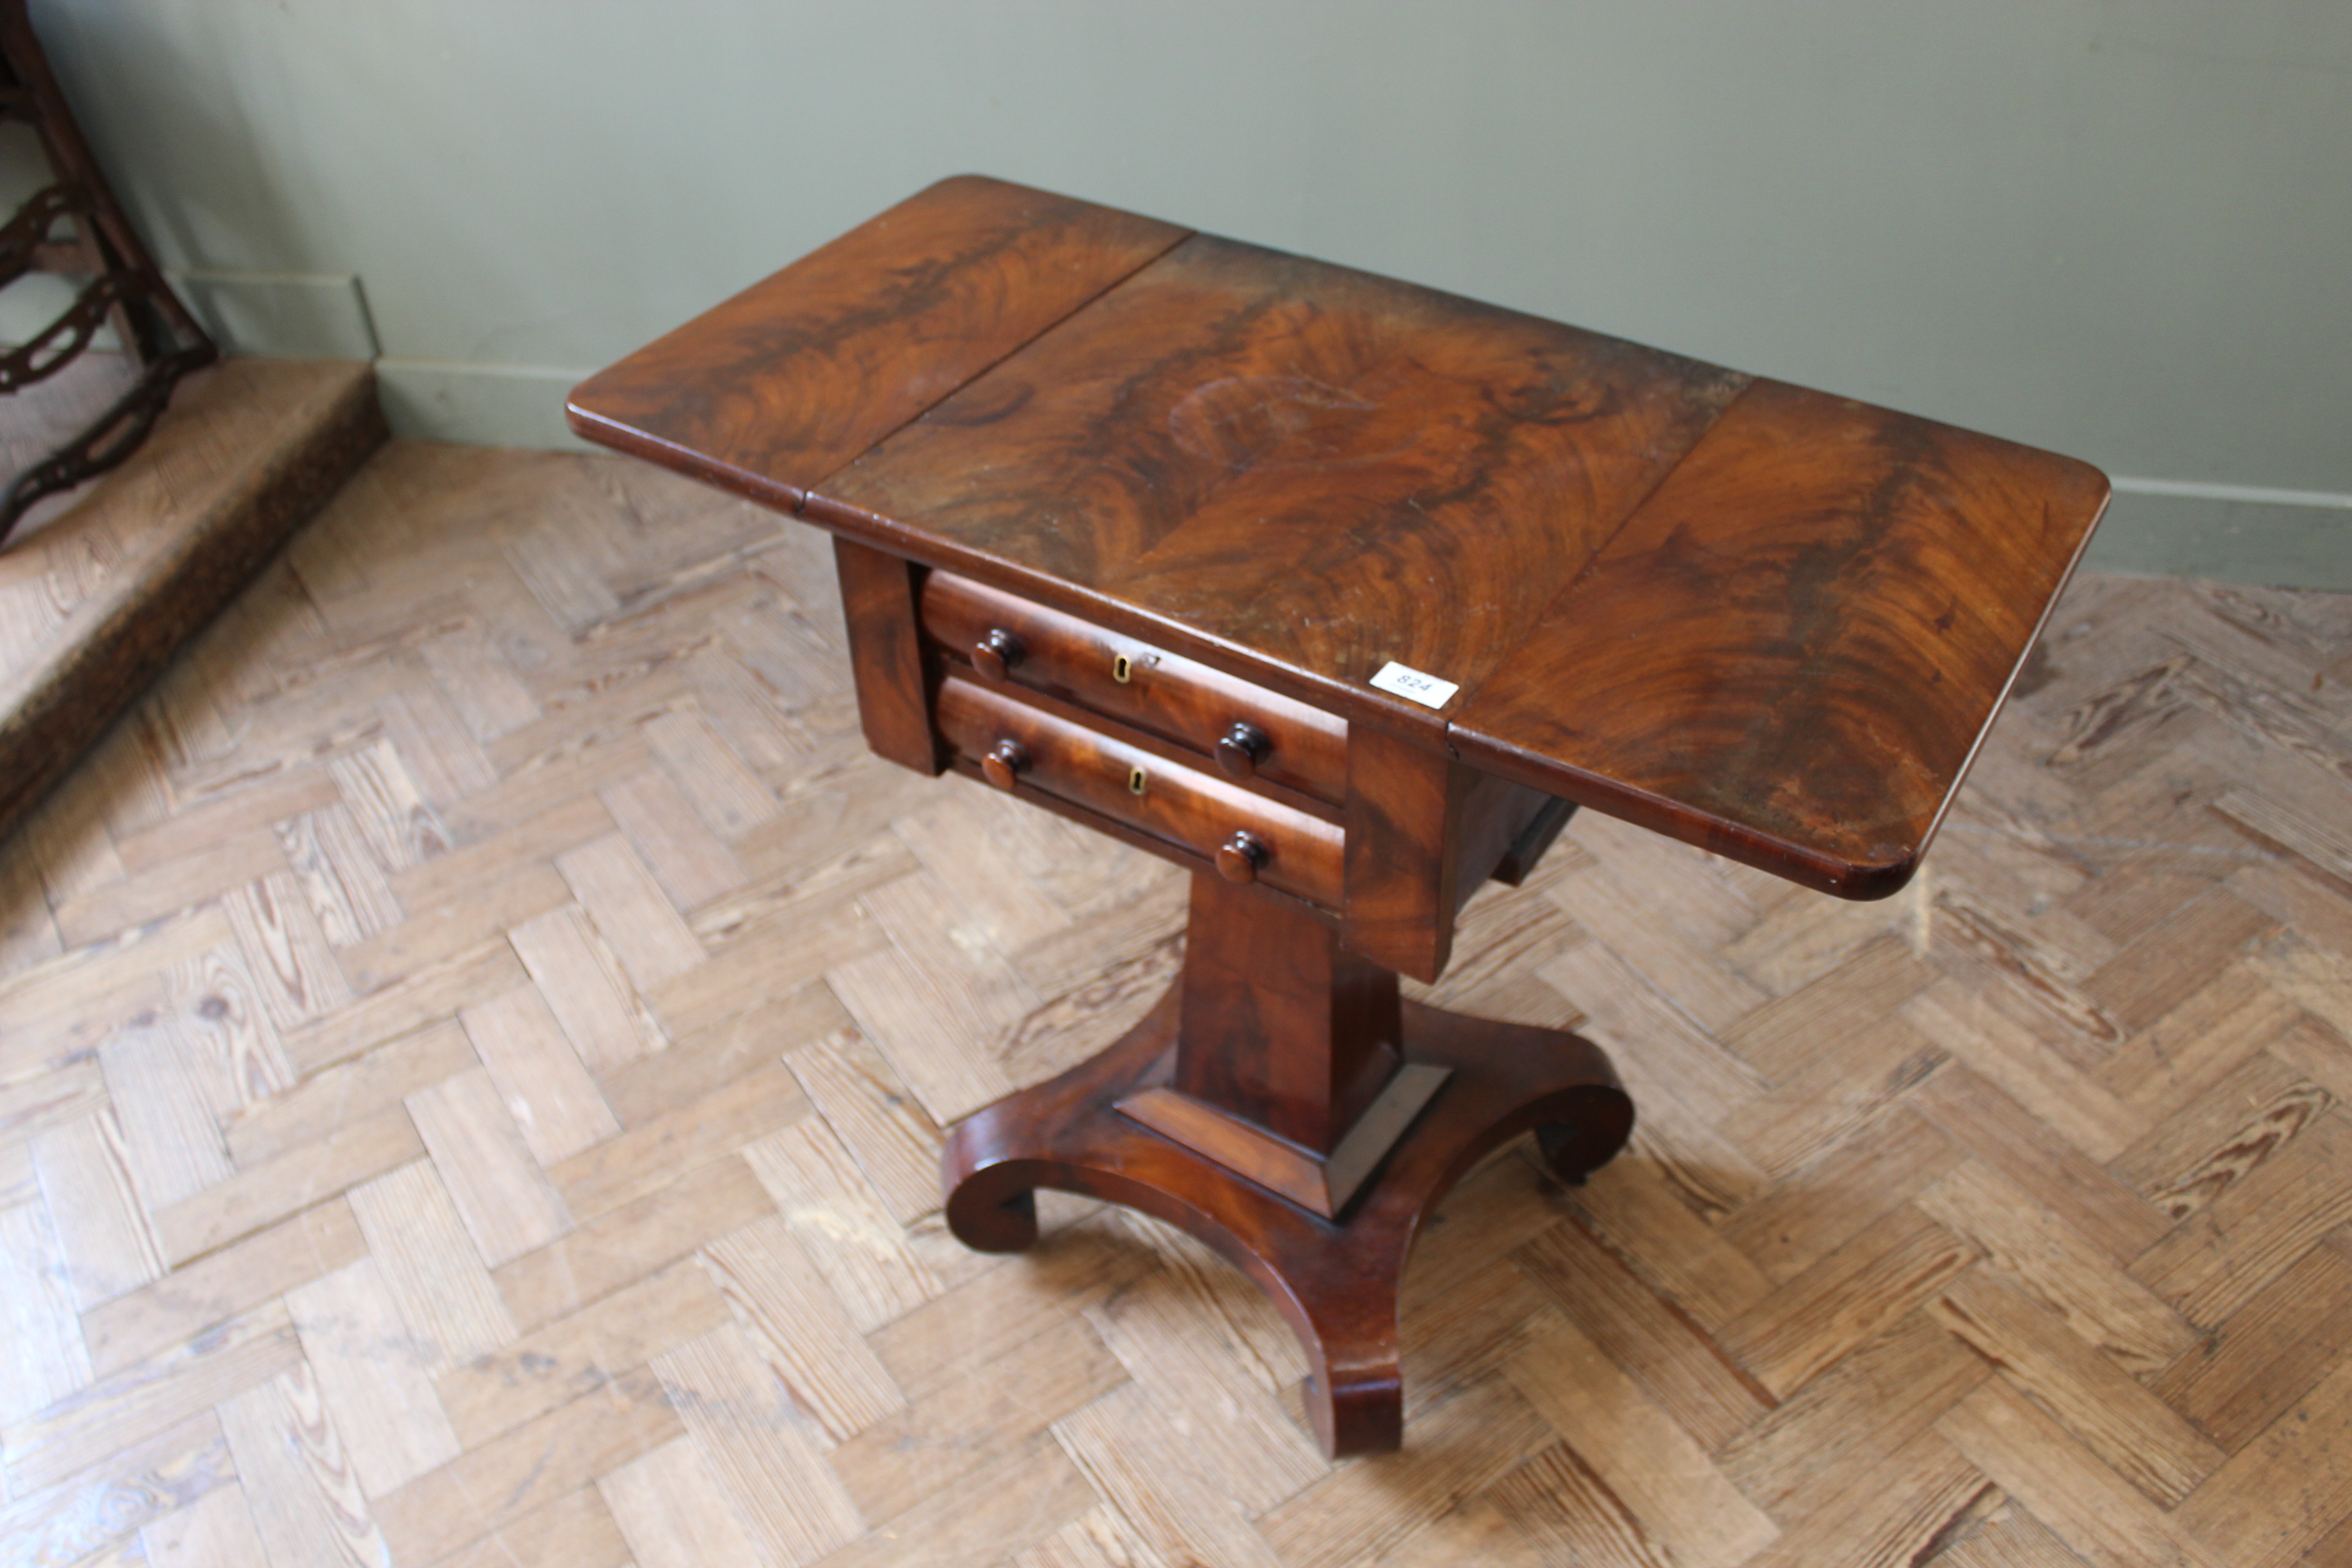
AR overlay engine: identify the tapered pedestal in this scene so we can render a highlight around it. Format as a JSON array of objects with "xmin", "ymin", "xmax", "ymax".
[{"xmin": 941, "ymin": 876, "xmax": 1633, "ymax": 1457}]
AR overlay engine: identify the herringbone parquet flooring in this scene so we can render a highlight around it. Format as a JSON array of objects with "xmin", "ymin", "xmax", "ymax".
[{"xmin": 5, "ymin": 440, "xmax": 2351, "ymax": 1568}]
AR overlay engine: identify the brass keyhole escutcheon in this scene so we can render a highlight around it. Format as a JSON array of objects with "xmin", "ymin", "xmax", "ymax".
[
  {"xmin": 1127, "ymin": 765, "xmax": 1147, "ymax": 796},
  {"xmin": 1112, "ymin": 652, "xmax": 1132, "ymax": 684}
]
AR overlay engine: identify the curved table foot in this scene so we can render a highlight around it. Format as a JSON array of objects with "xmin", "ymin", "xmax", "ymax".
[{"xmin": 942, "ymin": 987, "xmax": 1632, "ymax": 1457}]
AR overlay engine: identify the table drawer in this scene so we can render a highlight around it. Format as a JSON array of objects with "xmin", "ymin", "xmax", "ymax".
[
  {"xmin": 921, "ymin": 571, "xmax": 1348, "ymax": 805},
  {"xmin": 936, "ymin": 672, "xmax": 1346, "ymax": 909}
]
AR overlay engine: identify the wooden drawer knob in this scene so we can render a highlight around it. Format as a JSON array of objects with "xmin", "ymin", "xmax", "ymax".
[
  {"xmin": 973, "ymin": 629, "xmax": 1025, "ymax": 681},
  {"xmin": 982, "ymin": 739, "xmax": 1030, "ymax": 790},
  {"xmin": 1216, "ymin": 721, "xmax": 1270, "ymax": 779},
  {"xmin": 1216, "ymin": 831, "xmax": 1269, "ymax": 884}
]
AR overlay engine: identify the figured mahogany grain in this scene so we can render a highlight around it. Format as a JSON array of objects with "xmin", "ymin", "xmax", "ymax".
[
  {"xmin": 817, "ymin": 232, "xmax": 1749, "ymax": 741},
  {"xmin": 1171, "ymin": 870, "xmax": 1398, "ymax": 1152},
  {"xmin": 834, "ymin": 538, "xmax": 940, "ymax": 775},
  {"xmin": 564, "ymin": 175, "xmax": 1189, "ymax": 512},
  {"xmin": 1452, "ymin": 378, "xmax": 2109, "ymax": 897}
]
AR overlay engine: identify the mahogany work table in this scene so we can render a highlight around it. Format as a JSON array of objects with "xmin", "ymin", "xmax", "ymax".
[{"xmin": 569, "ymin": 176, "xmax": 2109, "ymax": 1457}]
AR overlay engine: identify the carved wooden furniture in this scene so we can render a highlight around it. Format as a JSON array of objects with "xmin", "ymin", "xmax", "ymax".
[
  {"xmin": 0, "ymin": 0, "xmax": 215, "ymax": 540},
  {"xmin": 568, "ymin": 176, "xmax": 2109, "ymax": 1456}
]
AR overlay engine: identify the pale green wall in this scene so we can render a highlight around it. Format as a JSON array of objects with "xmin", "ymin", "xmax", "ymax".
[{"xmin": 13, "ymin": 0, "xmax": 2350, "ymax": 584}]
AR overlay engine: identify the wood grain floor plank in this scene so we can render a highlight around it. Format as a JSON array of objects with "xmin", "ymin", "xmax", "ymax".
[
  {"xmin": 0, "ymin": 1412, "xmax": 232, "ymax": 1568},
  {"xmin": 1720, "ymin": 1206, "xmax": 1978, "ymax": 1397},
  {"xmin": 2099, "ymin": 962, "xmax": 2306, "ymax": 1125},
  {"xmin": 869, "ymin": 1210, "xmax": 1153, "ymax": 1403},
  {"xmin": 821, "ymin": 1430, "xmax": 1097, "ymax": 1568},
  {"xmin": 597, "ymin": 1435, "xmax": 765, "ymax": 1568},
  {"xmin": 159, "ymin": 942, "xmax": 296, "ymax": 1122},
  {"xmin": 417, "ymin": 620, "xmax": 541, "ymax": 742},
  {"xmin": 557, "ymin": 833, "xmax": 706, "ymax": 992},
  {"xmin": 94, "ymin": 1019, "xmax": 233, "ymax": 1210},
  {"xmin": 1081, "ymin": 1255, "xmax": 1327, "ymax": 1514},
  {"xmin": 2132, "ymin": 1106, "xmax": 2352, "ymax": 1328},
  {"xmin": 437, "ymin": 1257, "xmax": 725, "ymax": 1450},
  {"xmin": 1514, "ymin": 1219, "xmax": 1775, "ymax": 1452},
  {"xmin": 276, "ymin": 802, "xmax": 404, "ymax": 948},
  {"xmin": 151, "ymin": 1104, "xmax": 420, "ymax": 1267},
  {"xmin": 2175, "ymin": 1337, "xmax": 2352, "ymax": 1568},
  {"xmin": 1503, "ymin": 1316, "xmax": 1779, "ymax": 1568},
  {"xmin": 50, "ymin": 831, "xmax": 287, "ymax": 950},
  {"xmin": 702, "ymin": 1213, "xmax": 903, "ymax": 1443},
  {"xmin": 1910, "ymin": 1065, "xmax": 2173, "ymax": 1262},
  {"xmin": 1570, "ymin": 1154, "xmax": 1778, "ymax": 1332},
  {"xmin": 1740, "ymin": 1426, "xmax": 1996, "ymax": 1568},
  {"xmin": 1915, "ymin": 1159, "xmax": 2199, "ymax": 1377},
  {"xmin": 2115, "ymin": 1048, "xmax": 2331, "ymax": 1222},
  {"xmin": 1905, "ymin": 980, "xmax": 2144, "ymax": 1161},
  {"xmin": 784, "ymin": 1024, "xmax": 946, "ymax": 1226},
  {"xmin": 80, "ymin": 1198, "xmax": 362, "ymax": 1377},
  {"xmin": 135, "ymin": 1474, "xmax": 271, "ymax": 1568},
  {"xmin": 1052, "ymin": 1380, "xmax": 1288, "ymax": 1568},
  {"xmin": 494, "ymin": 1152, "xmax": 771, "ymax": 1333},
  {"xmin": 2151, "ymin": 1231, "xmax": 2352, "ymax": 1454},
  {"xmin": 429, "ymin": 1485, "xmax": 633, "ymax": 1568},
  {"xmin": 832, "ymin": 1309, "xmax": 1122, "ymax": 1528},
  {"xmin": 284, "ymin": 1256, "xmax": 464, "ymax": 1496},
  {"xmin": 389, "ymin": 791, "xmax": 612, "ymax": 917},
  {"xmin": 551, "ymin": 1060, "xmax": 804, "ymax": 1220},
  {"xmin": 1487, "ymin": 1443, "xmax": 1679, "ymax": 1568},
  {"xmin": 642, "ymin": 708, "xmax": 780, "ymax": 842},
  {"xmin": 0, "ymin": 1058, "xmax": 106, "ymax": 1162},
  {"xmin": 372, "ymin": 1367, "xmax": 681, "ymax": 1566},
  {"xmin": 109, "ymin": 767, "xmax": 338, "ymax": 876},
  {"xmin": 345, "ymin": 1157, "xmax": 517, "ymax": 1373},
  {"xmin": 1716, "ymin": 1309, "xmax": 1989, "ymax": 1520},
  {"xmin": 600, "ymin": 767, "xmax": 750, "ymax": 911},
  {"xmin": 740, "ymin": 1108, "xmax": 944, "ymax": 1334},
  {"xmin": 1928, "ymin": 1269, "xmax": 2222, "ymax": 1505},
  {"xmin": 30, "ymin": 1110, "xmax": 166, "ymax": 1309},
  {"xmin": 225, "ymin": 1016, "xmax": 473, "ymax": 1170},
  {"xmin": 377, "ymin": 676, "xmax": 501, "ymax": 809},
  {"xmin": 600, "ymin": 978, "xmax": 847, "ymax": 1129},
  {"xmin": 279, "ymin": 936, "xmax": 524, "ymax": 1078},
  {"xmin": 0, "ymin": 1197, "xmax": 93, "ymax": 1425},
  {"xmin": 1719, "ymin": 1104, "xmax": 1965, "ymax": 1286},
  {"xmin": 407, "ymin": 1066, "xmax": 572, "ymax": 1267},
  {"xmin": 829, "ymin": 942, "xmax": 1024, "ymax": 1141},
  {"xmin": 339, "ymin": 861, "xmax": 569, "ymax": 997},
  {"xmin": 653, "ymin": 1320, "xmax": 864, "ymax": 1563},
  {"xmin": 461, "ymin": 983, "xmax": 622, "ymax": 1167},
  {"xmin": 1936, "ymin": 1379, "xmax": 2223, "ymax": 1568},
  {"xmin": 4, "ymin": 1299, "xmax": 299, "ymax": 1494},
  {"xmin": 1262, "ymin": 1379, "xmax": 1555, "ymax": 1568},
  {"xmin": 220, "ymin": 870, "xmax": 354, "ymax": 1032}
]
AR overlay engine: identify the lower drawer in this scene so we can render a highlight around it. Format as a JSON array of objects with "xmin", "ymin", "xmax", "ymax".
[{"xmin": 935, "ymin": 673, "xmax": 1345, "ymax": 910}]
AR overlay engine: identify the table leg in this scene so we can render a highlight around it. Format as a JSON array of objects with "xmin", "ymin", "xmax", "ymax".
[{"xmin": 941, "ymin": 874, "xmax": 1633, "ymax": 1457}]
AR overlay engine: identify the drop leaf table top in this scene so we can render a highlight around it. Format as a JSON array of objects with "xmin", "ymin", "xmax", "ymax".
[{"xmin": 571, "ymin": 173, "xmax": 2109, "ymax": 901}]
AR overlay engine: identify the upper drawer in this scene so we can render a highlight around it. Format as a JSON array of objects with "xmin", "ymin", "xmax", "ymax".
[{"xmin": 920, "ymin": 571, "xmax": 1348, "ymax": 805}]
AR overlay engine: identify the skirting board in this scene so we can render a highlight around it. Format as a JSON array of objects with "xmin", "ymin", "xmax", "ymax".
[
  {"xmin": 374, "ymin": 359, "xmax": 593, "ymax": 451},
  {"xmin": 2085, "ymin": 482, "xmax": 2352, "ymax": 593}
]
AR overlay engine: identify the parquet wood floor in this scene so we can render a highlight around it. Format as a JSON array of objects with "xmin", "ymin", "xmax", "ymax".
[{"xmin": 4, "ymin": 441, "xmax": 2350, "ymax": 1568}]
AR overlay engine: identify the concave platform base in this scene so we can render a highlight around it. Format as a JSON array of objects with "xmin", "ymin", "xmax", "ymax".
[{"xmin": 942, "ymin": 981, "xmax": 1633, "ymax": 1457}]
